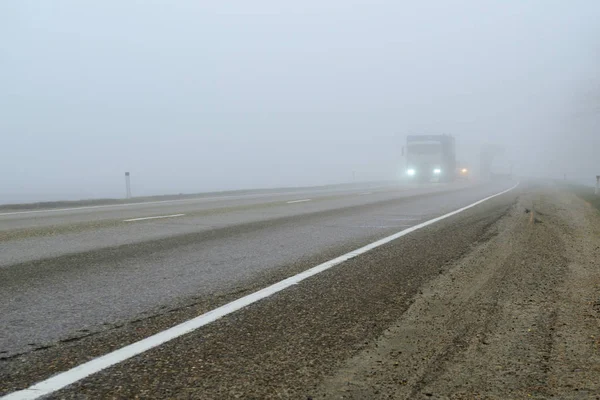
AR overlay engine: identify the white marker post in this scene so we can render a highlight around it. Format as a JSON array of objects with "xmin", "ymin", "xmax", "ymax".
[
  {"xmin": 596, "ymin": 175, "xmax": 599, "ymax": 195},
  {"xmin": 125, "ymin": 172, "xmax": 132, "ymax": 199}
]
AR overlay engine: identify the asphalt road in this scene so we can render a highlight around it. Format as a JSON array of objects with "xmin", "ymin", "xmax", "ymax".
[
  {"xmin": 1, "ymin": 180, "xmax": 519, "ymax": 398},
  {"xmin": 1, "ymin": 182, "xmax": 463, "ymax": 267}
]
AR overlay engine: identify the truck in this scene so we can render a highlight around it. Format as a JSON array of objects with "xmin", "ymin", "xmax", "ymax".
[
  {"xmin": 405, "ymin": 135, "xmax": 456, "ymax": 182},
  {"xmin": 480, "ymin": 144, "xmax": 513, "ymax": 181},
  {"xmin": 489, "ymin": 156, "xmax": 513, "ymax": 181}
]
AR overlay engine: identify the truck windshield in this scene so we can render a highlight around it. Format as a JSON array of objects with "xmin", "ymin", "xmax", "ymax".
[{"xmin": 407, "ymin": 144, "xmax": 441, "ymax": 155}]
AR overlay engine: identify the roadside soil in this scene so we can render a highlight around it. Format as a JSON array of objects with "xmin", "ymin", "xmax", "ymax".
[{"xmin": 318, "ymin": 186, "xmax": 600, "ymax": 399}]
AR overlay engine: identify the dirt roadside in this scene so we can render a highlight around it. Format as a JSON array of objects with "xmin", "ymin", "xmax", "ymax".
[{"xmin": 318, "ymin": 186, "xmax": 600, "ymax": 399}]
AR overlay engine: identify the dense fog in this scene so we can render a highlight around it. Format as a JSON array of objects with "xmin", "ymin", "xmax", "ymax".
[{"xmin": 2, "ymin": 1, "xmax": 599, "ymax": 203}]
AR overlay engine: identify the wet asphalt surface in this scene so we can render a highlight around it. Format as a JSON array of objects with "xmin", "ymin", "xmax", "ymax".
[{"xmin": 0, "ymin": 180, "xmax": 519, "ymax": 398}]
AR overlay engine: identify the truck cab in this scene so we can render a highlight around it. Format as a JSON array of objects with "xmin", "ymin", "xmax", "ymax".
[{"xmin": 406, "ymin": 135, "xmax": 456, "ymax": 183}]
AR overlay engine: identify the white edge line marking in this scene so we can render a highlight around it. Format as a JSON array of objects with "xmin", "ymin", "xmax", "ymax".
[
  {"xmin": 1, "ymin": 182, "xmax": 519, "ymax": 400},
  {"xmin": 286, "ymin": 199, "xmax": 312, "ymax": 204},
  {"xmin": 123, "ymin": 214, "xmax": 186, "ymax": 222}
]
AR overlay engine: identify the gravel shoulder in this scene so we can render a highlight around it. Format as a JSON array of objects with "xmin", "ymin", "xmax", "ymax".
[{"xmin": 318, "ymin": 185, "xmax": 600, "ymax": 399}]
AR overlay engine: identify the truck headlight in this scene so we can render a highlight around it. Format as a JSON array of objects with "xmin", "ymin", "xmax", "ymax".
[
  {"xmin": 407, "ymin": 169, "xmax": 416, "ymax": 176},
  {"xmin": 433, "ymin": 168, "xmax": 442, "ymax": 175}
]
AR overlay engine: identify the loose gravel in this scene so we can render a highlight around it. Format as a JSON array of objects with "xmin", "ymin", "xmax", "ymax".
[{"xmin": 318, "ymin": 184, "xmax": 600, "ymax": 399}]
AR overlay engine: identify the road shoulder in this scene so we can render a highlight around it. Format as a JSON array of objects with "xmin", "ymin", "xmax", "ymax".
[{"xmin": 317, "ymin": 185, "xmax": 600, "ymax": 399}]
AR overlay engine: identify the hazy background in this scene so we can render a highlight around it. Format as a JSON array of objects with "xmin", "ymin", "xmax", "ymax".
[{"xmin": 1, "ymin": 1, "xmax": 599, "ymax": 203}]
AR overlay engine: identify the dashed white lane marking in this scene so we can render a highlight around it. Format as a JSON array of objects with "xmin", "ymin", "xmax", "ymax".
[
  {"xmin": 0, "ymin": 185, "xmax": 399, "ymax": 217},
  {"xmin": 286, "ymin": 199, "xmax": 312, "ymax": 204},
  {"xmin": 359, "ymin": 192, "xmax": 372, "ymax": 195},
  {"xmin": 356, "ymin": 225, "xmax": 413, "ymax": 229},
  {"xmin": 123, "ymin": 214, "xmax": 185, "ymax": 222},
  {"xmin": 0, "ymin": 182, "xmax": 520, "ymax": 400}
]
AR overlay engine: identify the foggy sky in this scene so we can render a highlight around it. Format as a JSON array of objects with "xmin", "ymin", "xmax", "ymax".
[{"xmin": 2, "ymin": 1, "xmax": 599, "ymax": 203}]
